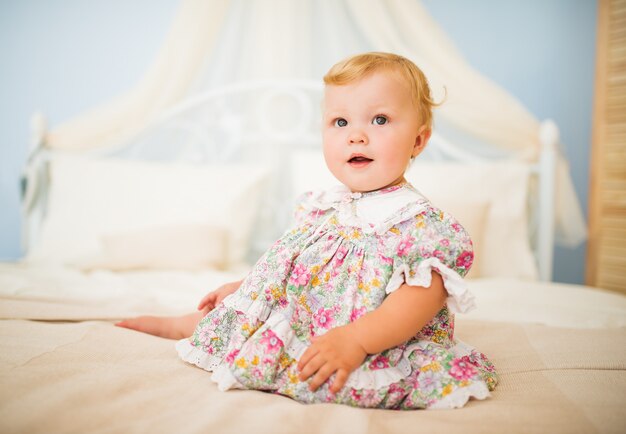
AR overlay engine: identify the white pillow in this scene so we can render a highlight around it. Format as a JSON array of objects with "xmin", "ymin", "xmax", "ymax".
[
  {"xmin": 289, "ymin": 150, "xmax": 538, "ymax": 280},
  {"xmin": 406, "ymin": 162, "xmax": 537, "ymax": 280},
  {"xmin": 80, "ymin": 224, "xmax": 230, "ymax": 271},
  {"xmin": 27, "ymin": 155, "xmax": 271, "ymax": 270},
  {"xmin": 426, "ymin": 197, "xmax": 490, "ymax": 279}
]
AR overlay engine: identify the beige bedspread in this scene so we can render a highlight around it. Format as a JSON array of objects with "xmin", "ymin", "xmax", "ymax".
[{"xmin": 0, "ymin": 265, "xmax": 625, "ymax": 433}]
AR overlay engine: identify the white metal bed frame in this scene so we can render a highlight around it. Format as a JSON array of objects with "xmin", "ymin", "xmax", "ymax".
[{"xmin": 22, "ymin": 80, "xmax": 558, "ymax": 281}]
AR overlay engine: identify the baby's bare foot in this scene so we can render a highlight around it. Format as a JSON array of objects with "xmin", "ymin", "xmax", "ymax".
[
  {"xmin": 116, "ymin": 312, "xmax": 203, "ymax": 340},
  {"xmin": 116, "ymin": 316, "xmax": 172, "ymax": 338}
]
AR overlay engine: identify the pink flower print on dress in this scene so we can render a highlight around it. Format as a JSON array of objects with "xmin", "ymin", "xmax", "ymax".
[
  {"xmin": 313, "ymin": 307, "xmax": 335, "ymax": 330},
  {"xmin": 465, "ymin": 352, "xmax": 496, "ymax": 373},
  {"xmin": 461, "ymin": 353, "xmax": 477, "ymax": 365},
  {"xmin": 289, "ymin": 263, "xmax": 312, "ymax": 287},
  {"xmin": 350, "ymin": 389, "xmax": 362, "ymax": 402},
  {"xmin": 386, "ymin": 382, "xmax": 407, "ymax": 406},
  {"xmin": 451, "ymin": 222, "xmax": 462, "ymax": 232},
  {"xmin": 358, "ymin": 388, "xmax": 379, "ymax": 407},
  {"xmin": 418, "ymin": 324, "xmax": 435, "ymax": 339},
  {"xmin": 368, "ymin": 355, "xmax": 390, "ymax": 370},
  {"xmin": 378, "ymin": 255, "xmax": 393, "ymax": 265},
  {"xmin": 440, "ymin": 238, "xmax": 450, "ymax": 247},
  {"xmin": 334, "ymin": 245, "xmax": 349, "ymax": 266},
  {"xmin": 349, "ymin": 306, "xmax": 367, "ymax": 322},
  {"xmin": 456, "ymin": 251, "xmax": 473, "ymax": 270},
  {"xmin": 418, "ymin": 245, "xmax": 432, "ymax": 259},
  {"xmin": 449, "ymin": 357, "xmax": 478, "ymax": 381},
  {"xmin": 388, "ymin": 383, "xmax": 405, "ymax": 395},
  {"xmin": 433, "ymin": 249, "xmax": 446, "ymax": 261},
  {"xmin": 259, "ymin": 329, "xmax": 284, "ymax": 354},
  {"xmin": 225, "ymin": 349, "xmax": 240, "ymax": 364},
  {"xmin": 396, "ymin": 236, "xmax": 415, "ymax": 257}
]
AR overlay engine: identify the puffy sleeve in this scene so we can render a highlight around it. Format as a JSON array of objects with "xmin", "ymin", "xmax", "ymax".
[{"xmin": 385, "ymin": 207, "xmax": 476, "ymax": 313}]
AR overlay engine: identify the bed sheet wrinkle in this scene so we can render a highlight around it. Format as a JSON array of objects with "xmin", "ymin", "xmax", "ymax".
[
  {"xmin": 0, "ymin": 263, "xmax": 245, "ymax": 320},
  {"xmin": 0, "ymin": 319, "xmax": 91, "ymax": 368}
]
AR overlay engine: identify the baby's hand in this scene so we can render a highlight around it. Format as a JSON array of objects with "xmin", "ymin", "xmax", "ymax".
[
  {"xmin": 297, "ymin": 325, "xmax": 367, "ymax": 393},
  {"xmin": 197, "ymin": 279, "xmax": 242, "ymax": 312}
]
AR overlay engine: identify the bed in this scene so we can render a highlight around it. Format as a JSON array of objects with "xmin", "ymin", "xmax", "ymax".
[{"xmin": 2, "ymin": 81, "xmax": 625, "ymax": 433}]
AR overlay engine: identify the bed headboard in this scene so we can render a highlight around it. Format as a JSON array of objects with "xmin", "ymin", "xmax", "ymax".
[{"xmin": 22, "ymin": 79, "xmax": 558, "ymax": 281}]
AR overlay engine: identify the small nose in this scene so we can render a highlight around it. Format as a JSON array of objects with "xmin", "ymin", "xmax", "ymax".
[{"xmin": 348, "ymin": 129, "xmax": 368, "ymax": 145}]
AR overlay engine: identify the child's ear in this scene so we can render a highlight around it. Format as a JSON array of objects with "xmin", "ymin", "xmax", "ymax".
[{"xmin": 412, "ymin": 126, "xmax": 432, "ymax": 158}]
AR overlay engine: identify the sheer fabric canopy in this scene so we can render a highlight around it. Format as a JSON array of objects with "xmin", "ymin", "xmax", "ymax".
[{"xmin": 42, "ymin": 0, "xmax": 586, "ymax": 247}]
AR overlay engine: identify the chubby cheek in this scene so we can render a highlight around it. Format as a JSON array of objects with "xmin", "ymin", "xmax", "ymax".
[
  {"xmin": 376, "ymin": 135, "xmax": 415, "ymax": 167},
  {"xmin": 387, "ymin": 151, "xmax": 413, "ymax": 170},
  {"xmin": 374, "ymin": 148, "xmax": 413, "ymax": 184}
]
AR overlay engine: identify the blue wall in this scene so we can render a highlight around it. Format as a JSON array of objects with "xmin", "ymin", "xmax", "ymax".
[
  {"xmin": 0, "ymin": 0, "xmax": 179, "ymax": 259},
  {"xmin": 421, "ymin": 0, "xmax": 597, "ymax": 284},
  {"xmin": 0, "ymin": 1, "xmax": 597, "ymax": 285}
]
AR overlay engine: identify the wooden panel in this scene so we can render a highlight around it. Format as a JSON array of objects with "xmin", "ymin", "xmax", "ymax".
[
  {"xmin": 600, "ymin": 215, "xmax": 626, "ymax": 229},
  {"xmin": 587, "ymin": 0, "xmax": 626, "ymax": 294}
]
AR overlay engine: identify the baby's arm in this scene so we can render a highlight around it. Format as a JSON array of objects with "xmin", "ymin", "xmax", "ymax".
[{"xmin": 298, "ymin": 271, "xmax": 446, "ymax": 392}]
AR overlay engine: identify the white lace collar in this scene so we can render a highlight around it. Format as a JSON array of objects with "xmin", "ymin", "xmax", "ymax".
[{"xmin": 303, "ymin": 183, "xmax": 430, "ymax": 234}]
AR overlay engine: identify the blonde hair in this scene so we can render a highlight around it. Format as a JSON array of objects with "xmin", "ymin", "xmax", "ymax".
[{"xmin": 323, "ymin": 52, "xmax": 439, "ymax": 129}]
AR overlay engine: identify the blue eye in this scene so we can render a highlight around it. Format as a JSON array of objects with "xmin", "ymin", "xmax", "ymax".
[
  {"xmin": 373, "ymin": 116, "xmax": 387, "ymax": 125},
  {"xmin": 335, "ymin": 118, "xmax": 348, "ymax": 127}
]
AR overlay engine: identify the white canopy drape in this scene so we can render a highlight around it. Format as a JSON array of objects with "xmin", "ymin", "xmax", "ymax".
[{"xmin": 42, "ymin": 0, "xmax": 586, "ymax": 247}]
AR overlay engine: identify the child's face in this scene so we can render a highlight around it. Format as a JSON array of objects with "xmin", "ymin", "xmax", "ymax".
[{"xmin": 322, "ymin": 70, "xmax": 430, "ymax": 193}]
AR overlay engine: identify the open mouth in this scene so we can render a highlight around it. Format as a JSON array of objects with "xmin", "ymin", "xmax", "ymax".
[{"xmin": 348, "ymin": 155, "xmax": 373, "ymax": 164}]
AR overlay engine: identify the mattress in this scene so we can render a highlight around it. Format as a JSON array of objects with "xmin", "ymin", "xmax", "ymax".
[{"xmin": 0, "ymin": 263, "xmax": 624, "ymax": 433}]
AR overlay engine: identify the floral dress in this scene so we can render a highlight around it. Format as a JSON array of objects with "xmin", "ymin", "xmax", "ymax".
[{"xmin": 176, "ymin": 182, "xmax": 497, "ymax": 409}]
